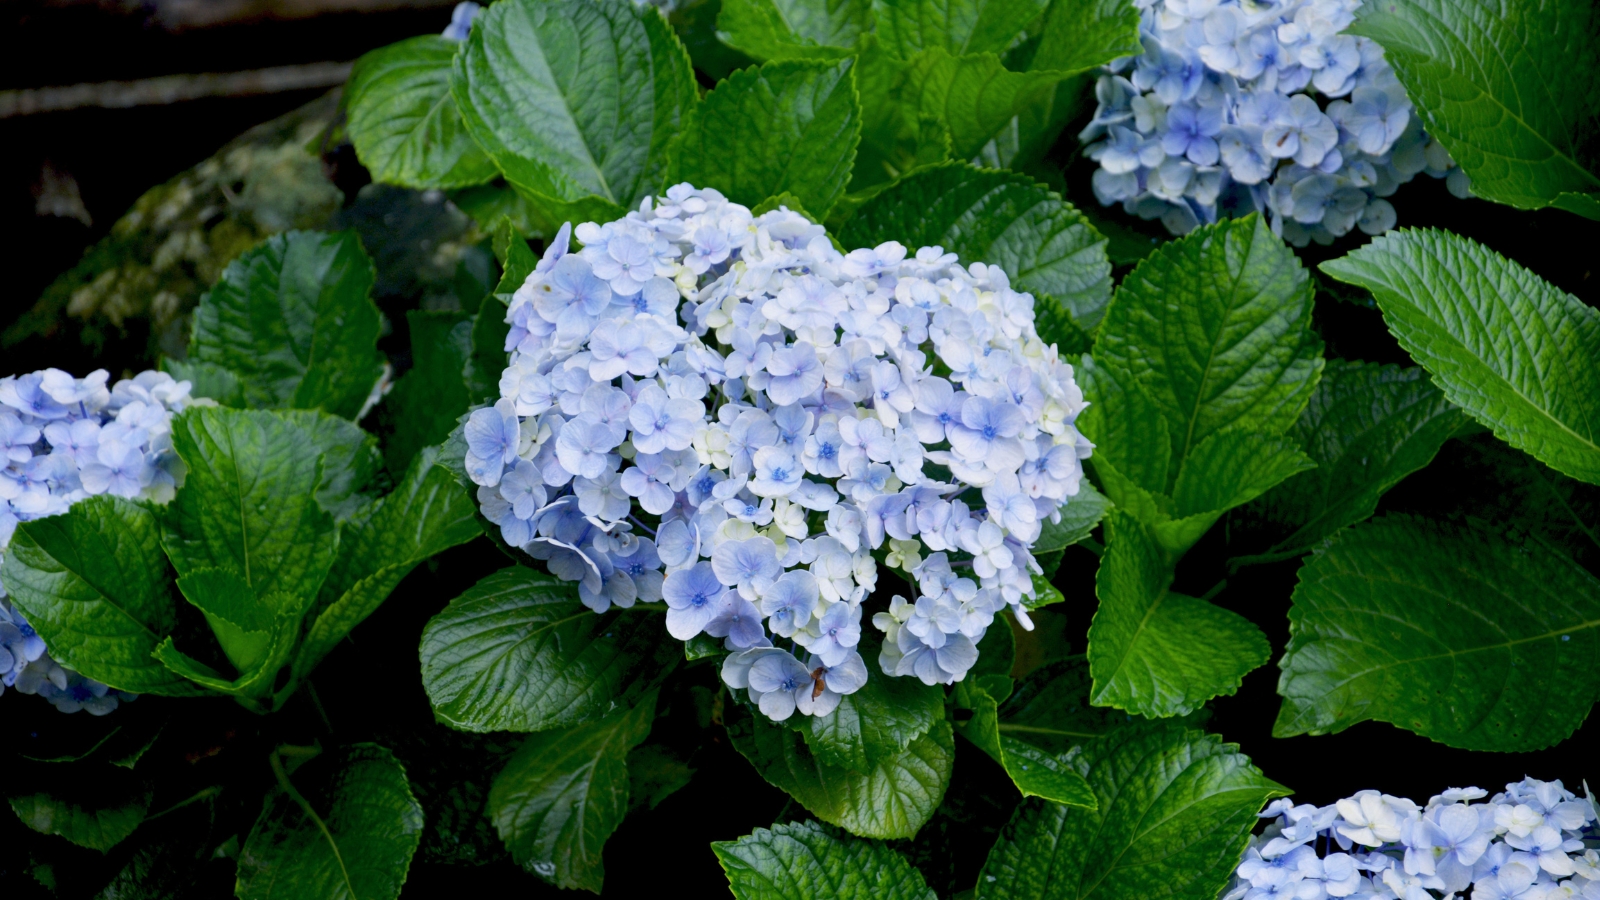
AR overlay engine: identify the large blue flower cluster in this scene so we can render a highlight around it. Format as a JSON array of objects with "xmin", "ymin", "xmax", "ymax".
[
  {"xmin": 1226, "ymin": 779, "xmax": 1600, "ymax": 900},
  {"xmin": 1081, "ymin": 0, "xmax": 1468, "ymax": 245},
  {"xmin": 1, "ymin": 368, "xmax": 199, "ymax": 714},
  {"xmin": 466, "ymin": 184, "xmax": 1093, "ymax": 720}
]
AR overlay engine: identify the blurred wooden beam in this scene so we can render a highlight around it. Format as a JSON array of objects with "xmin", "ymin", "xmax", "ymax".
[
  {"xmin": 43, "ymin": 0, "xmax": 461, "ymax": 30},
  {"xmin": 0, "ymin": 61, "xmax": 352, "ymax": 117}
]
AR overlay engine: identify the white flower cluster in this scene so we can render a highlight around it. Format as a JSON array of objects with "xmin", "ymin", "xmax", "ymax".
[
  {"xmin": 466, "ymin": 184, "xmax": 1092, "ymax": 721},
  {"xmin": 1081, "ymin": 0, "xmax": 1467, "ymax": 245},
  {"xmin": 1, "ymin": 368, "xmax": 199, "ymax": 714},
  {"xmin": 1225, "ymin": 779, "xmax": 1600, "ymax": 900}
]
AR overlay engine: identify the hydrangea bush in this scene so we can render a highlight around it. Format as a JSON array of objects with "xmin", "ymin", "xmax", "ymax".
[{"xmin": 3, "ymin": 0, "xmax": 1599, "ymax": 897}]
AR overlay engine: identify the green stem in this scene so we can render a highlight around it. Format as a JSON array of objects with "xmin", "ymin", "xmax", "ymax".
[{"xmin": 268, "ymin": 748, "xmax": 356, "ymax": 896}]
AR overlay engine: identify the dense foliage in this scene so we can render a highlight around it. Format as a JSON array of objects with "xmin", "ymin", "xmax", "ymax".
[{"xmin": 2, "ymin": 0, "xmax": 1598, "ymax": 897}]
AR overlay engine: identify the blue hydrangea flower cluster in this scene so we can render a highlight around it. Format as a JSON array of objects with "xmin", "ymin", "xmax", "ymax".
[
  {"xmin": 466, "ymin": 184, "xmax": 1093, "ymax": 720},
  {"xmin": 1081, "ymin": 0, "xmax": 1469, "ymax": 246},
  {"xmin": 1, "ymin": 368, "xmax": 199, "ymax": 715},
  {"xmin": 1225, "ymin": 779, "xmax": 1600, "ymax": 900}
]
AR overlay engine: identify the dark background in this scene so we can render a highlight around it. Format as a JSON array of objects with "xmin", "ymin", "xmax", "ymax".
[{"xmin": 1, "ymin": 1, "xmax": 1597, "ymax": 897}]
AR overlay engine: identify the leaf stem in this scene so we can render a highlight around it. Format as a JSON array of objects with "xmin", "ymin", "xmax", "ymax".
[{"xmin": 268, "ymin": 747, "xmax": 358, "ymax": 897}]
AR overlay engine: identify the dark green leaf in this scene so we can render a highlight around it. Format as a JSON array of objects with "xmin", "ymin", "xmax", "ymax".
[
  {"xmin": 995, "ymin": 656, "xmax": 1126, "ymax": 755},
  {"xmin": 672, "ymin": 59, "xmax": 861, "ymax": 219},
  {"xmin": 420, "ymin": 566, "xmax": 679, "ymax": 732},
  {"xmin": 9, "ymin": 783, "xmax": 151, "ymax": 852},
  {"xmin": 872, "ymin": 0, "xmax": 1048, "ymax": 59},
  {"xmin": 714, "ymin": 819, "xmax": 937, "ymax": 900},
  {"xmin": 839, "ymin": 162, "xmax": 1111, "ymax": 326},
  {"xmin": 953, "ymin": 676, "xmax": 1096, "ymax": 808},
  {"xmin": 1240, "ymin": 361, "xmax": 1469, "ymax": 564},
  {"xmin": 1275, "ymin": 514, "xmax": 1600, "ymax": 751},
  {"xmin": 380, "ymin": 310, "xmax": 475, "ymax": 475},
  {"xmin": 975, "ymin": 724, "xmax": 1287, "ymax": 900},
  {"xmin": 2, "ymin": 496, "xmax": 192, "ymax": 696},
  {"xmin": 729, "ymin": 710, "xmax": 953, "ymax": 839},
  {"xmin": 344, "ymin": 35, "xmax": 498, "ymax": 189},
  {"xmin": 453, "ymin": 0, "xmax": 698, "ymax": 223},
  {"xmin": 800, "ymin": 645, "xmax": 945, "ymax": 771},
  {"xmin": 236, "ymin": 745, "xmax": 424, "ymax": 900},
  {"xmin": 1321, "ymin": 228, "xmax": 1600, "ymax": 485},
  {"xmin": 465, "ymin": 292, "xmax": 513, "ymax": 404},
  {"xmin": 163, "ymin": 407, "xmax": 338, "ymax": 615},
  {"xmin": 488, "ymin": 695, "xmax": 656, "ymax": 892},
  {"xmin": 185, "ymin": 230, "xmax": 383, "ymax": 419},
  {"xmin": 91, "ymin": 798, "xmax": 215, "ymax": 899},
  {"xmin": 626, "ymin": 744, "xmax": 695, "ymax": 812},
  {"xmin": 1088, "ymin": 512, "xmax": 1269, "ymax": 717},
  {"xmin": 1348, "ymin": 0, "xmax": 1600, "ymax": 212},
  {"xmin": 715, "ymin": 0, "xmax": 873, "ymax": 62}
]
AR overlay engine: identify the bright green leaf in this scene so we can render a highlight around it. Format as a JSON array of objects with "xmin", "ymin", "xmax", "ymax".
[
  {"xmin": 801, "ymin": 643, "xmax": 945, "ymax": 771},
  {"xmin": 453, "ymin": 0, "xmax": 698, "ymax": 224},
  {"xmin": 953, "ymin": 676, "xmax": 1096, "ymax": 808},
  {"xmin": 872, "ymin": 0, "xmax": 1047, "ymax": 59},
  {"xmin": 672, "ymin": 59, "xmax": 861, "ymax": 219},
  {"xmin": 420, "ymin": 566, "xmax": 679, "ymax": 732},
  {"xmin": 1275, "ymin": 514, "xmax": 1600, "ymax": 751},
  {"xmin": 1088, "ymin": 512, "xmax": 1269, "ymax": 717},
  {"xmin": 1348, "ymin": 0, "xmax": 1600, "ymax": 212},
  {"xmin": 344, "ymin": 35, "xmax": 498, "ymax": 189},
  {"xmin": 714, "ymin": 820, "xmax": 937, "ymax": 900},
  {"xmin": 1321, "ymin": 228, "xmax": 1600, "ymax": 485},
  {"xmin": 729, "ymin": 711, "xmax": 953, "ymax": 839},
  {"xmin": 839, "ymin": 162, "xmax": 1111, "ymax": 326},
  {"xmin": 1554, "ymin": 191, "xmax": 1600, "ymax": 220},
  {"xmin": 174, "ymin": 568, "xmax": 274, "ymax": 674},
  {"xmin": 183, "ymin": 230, "xmax": 383, "ymax": 419},
  {"xmin": 1029, "ymin": 0, "xmax": 1140, "ymax": 75},
  {"xmin": 488, "ymin": 695, "xmax": 656, "ymax": 892},
  {"xmin": 1, "ymin": 496, "xmax": 193, "ymax": 696},
  {"xmin": 715, "ymin": 0, "xmax": 873, "ymax": 62},
  {"xmin": 1032, "ymin": 483, "xmax": 1111, "ymax": 556},
  {"xmin": 236, "ymin": 745, "xmax": 424, "ymax": 900},
  {"xmin": 975, "ymin": 724, "xmax": 1287, "ymax": 900},
  {"xmin": 277, "ymin": 409, "xmax": 383, "ymax": 524}
]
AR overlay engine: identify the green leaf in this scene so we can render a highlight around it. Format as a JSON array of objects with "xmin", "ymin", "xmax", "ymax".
[
  {"xmin": 1077, "ymin": 355, "xmax": 1174, "ymax": 498},
  {"xmin": 800, "ymin": 644, "xmax": 945, "ymax": 771},
  {"xmin": 1320, "ymin": 229, "xmax": 1600, "ymax": 485},
  {"xmin": 163, "ymin": 407, "xmax": 338, "ymax": 614},
  {"xmin": 1028, "ymin": 0, "xmax": 1141, "ymax": 75},
  {"xmin": 1348, "ymin": 0, "xmax": 1600, "ymax": 212},
  {"xmin": 450, "ymin": 182, "xmax": 555, "ymax": 237},
  {"xmin": 1170, "ymin": 430, "xmax": 1314, "ymax": 519},
  {"xmin": 420, "ymin": 567, "xmax": 679, "ymax": 732},
  {"xmin": 838, "ymin": 162, "xmax": 1111, "ymax": 327},
  {"xmin": 277, "ymin": 409, "xmax": 383, "ymax": 524},
  {"xmin": 1240, "ymin": 361, "xmax": 1469, "ymax": 564},
  {"xmin": 294, "ymin": 447, "xmax": 483, "ymax": 681},
  {"xmin": 953, "ymin": 677, "xmax": 1096, "ymax": 808},
  {"xmin": 488, "ymin": 695, "xmax": 656, "ymax": 892},
  {"xmin": 975, "ymin": 724, "xmax": 1287, "ymax": 900},
  {"xmin": 714, "ymin": 820, "xmax": 937, "ymax": 900},
  {"xmin": 1032, "ymin": 483, "xmax": 1111, "ymax": 555},
  {"xmin": 236, "ymin": 745, "xmax": 424, "ymax": 900},
  {"xmin": 1093, "ymin": 215, "xmax": 1322, "ymax": 493},
  {"xmin": 453, "ymin": 0, "xmax": 698, "ymax": 224},
  {"xmin": 493, "ymin": 217, "xmax": 540, "ymax": 295},
  {"xmin": 995, "ymin": 656, "xmax": 1128, "ymax": 754},
  {"xmin": 466, "ymin": 297, "xmax": 513, "ymax": 405},
  {"xmin": 871, "ymin": 0, "xmax": 1047, "ymax": 59},
  {"xmin": 152, "ymin": 602, "xmax": 299, "ymax": 702},
  {"xmin": 729, "ymin": 711, "xmax": 953, "ymax": 839},
  {"xmin": 626, "ymin": 744, "xmax": 695, "ymax": 812},
  {"xmin": 672, "ymin": 59, "xmax": 861, "ymax": 219},
  {"xmin": 174, "ymin": 568, "xmax": 274, "ymax": 673},
  {"xmin": 1275, "ymin": 514, "xmax": 1600, "ymax": 751},
  {"xmin": 185, "ymin": 230, "xmax": 383, "ymax": 419},
  {"xmin": 380, "ymin": 310, "xmax": 475, "ymax": 476},
  {"xmin": 1, "ymin": 496, "xmax": 193, "ymax": 696},
  {"xmin": 715, "ymin": 0, "xmax": 873, "ymax": 62},
  {"xmin": 344, "ymin": 35, "xmax": 498, "ymax": 189},
  {"xmin": 1088, "ymin": 512, "xmax": 1269, "ymax": 717},
  {"xmin": 1554, "ymin": 191, "xmax": 1600, "ymax": 220},
  {"xmin": 9, "ymin": 782, "xmax": 151, "ymax": 853}
]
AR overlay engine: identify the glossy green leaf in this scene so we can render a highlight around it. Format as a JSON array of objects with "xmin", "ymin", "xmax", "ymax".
[
  {"xmin": 183, "ymin": 230, "xmax": 383, "ymax": 419},
  {"xmin": 872, "ymin": 0, "xmax": 1047, "ymax": 59},
  {"xmin": 975, "ymin": 724, "xmax": 1287, "ymax": 900},
  {"xmin": 1276, "ymin": 514, "xmax": 1600, "ymax": 751},
  {"xmin": 488, "ymin": 695, "xmax": 656, "ymax": 892},
  {"xmin": 714, "ymin": 820, "xmax": 937, "ymax": 900},
  {"xmin": 801, "ymin": 645, "xmax": 945, "ymax": 771},
  {"xmin": 839, "ymin": 162, "xmax": 1111, "ymax": 326},
  {"xmin": 9, "ymin": 784, "xmax": 151, "ymax": 853},
  {"xmin": 1028, "ymin": 0, "xmax": 1141, "ymax": 75},
  {"xmin": 420, "ymin": 566, "xmax": 679, "ymax": 732},
  {"xmin": 277, "ymin": 409, "xmax": 383, "ymax": 524},
  {"xmin": 344, "ymin": 35, "xmax": 498, "ymax": 189},
  {"xmin": 381, "ymin": 310, "xmax": 475, "ymax": 476},
  {"xmin": 1349, "ymin": 0, "xmax": 1600, "ymax": 212},
  {"xmin": 295, "ymin": 447, "xmax": 483, "ymax": 680},
  {"xmin": 1, "ymin": 496, "xmax": 192, "ymax": 696},
  {"xmin": 174, "ymin": 568, "xmax": 274, "ymax": 674},
  {"xmin": 729, "ymin": 711, "xmax": 953, "ymax": 839},
  {"xmin": 1241, "ymin": 361, "xmax": 1469, "ymax": 564},
  {"xmin": 1554, "ymin": 191, "xmax": 1600, "ymax": 220},
  {"xmin": 1321, "ymin": 228, "xmax": 1600, "ymax": 485},
  {"xmin": 163, "ymin": 407, "xmax": 338, "ymax": 614},
  {"xmin": 715, "ymin": 0, "xmax": 873, "ymax": 62},
  {"xmin": 1088, "ymin": 512, "xmax": 1269, "ymax": 717},
  {"xmin": 954, "ymin": 676, "xmax": 1096, "ymax": 808},
  {"xmin": 236, "ymin": 745, "xmax": 424, "ymax": 900},
  {"xmin": 453, "ymin": 0, "xmax": 698, "ymax": 223},
  {"xmin": 672, "ymin": 59, "xmax": 861, "ymax": 219},
  {"xmin": 1077, "ymin": 355, "xmax": 1174, "ymax": 498}
]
